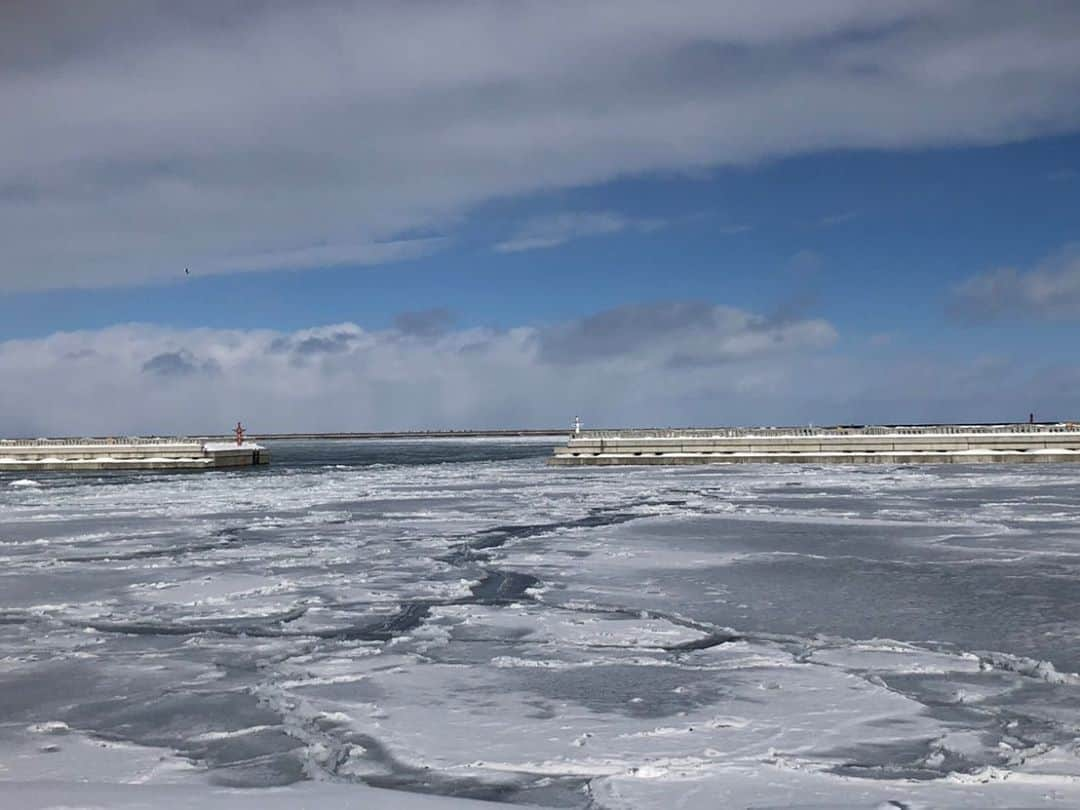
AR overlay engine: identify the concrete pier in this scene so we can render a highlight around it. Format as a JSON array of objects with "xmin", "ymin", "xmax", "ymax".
[
  {"xmin": 0, "ymin": 438, "xmax": 269, "ymax": 472},
  {"xmin": 550, "ymin": 424, "xmax": 1080, "ymax": 465}
]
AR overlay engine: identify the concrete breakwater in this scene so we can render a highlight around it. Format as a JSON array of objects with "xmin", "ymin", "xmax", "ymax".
[
  {"xmin": 550, "ymin": 424, "xmax": 1080, "ymax": 465},
  {"xmin": 0, "ymin": 438, "xmax": 269, "ymax": 472}
]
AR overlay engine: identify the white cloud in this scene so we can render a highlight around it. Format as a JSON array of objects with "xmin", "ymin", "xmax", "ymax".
[
  {"xmin": 0, "ymin": 302, "xmax": 837, "ymax": 435},
  {"xmin": 819, "ymin": 211, "xmax": 859, "ymax": 227},
  {"xmin": 952, "ymin": 247, "xmax": 1080, "ymax": 320},
  {"xmin": 6, "ymin": 300, "xmax": 1080, "ymax": 435},
  {"xmin": 493, "ymin": 212, "xmax": 662, "ymax": 253},
  {"xmin": 214, "ymin": 237, "xmax": 448, "ymax": 274},
  {"xmin": 2, "ymin": 1, "xmax": 1080, "ymax": 291},
  {"xmin": 788, "ymin": 250, "xmax": 824, "ymax": 274}
]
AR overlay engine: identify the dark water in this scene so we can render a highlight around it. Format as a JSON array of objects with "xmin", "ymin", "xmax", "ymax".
[{"xmin": 269, "ymin": 438, "xmax": 556, "ymax": 468}]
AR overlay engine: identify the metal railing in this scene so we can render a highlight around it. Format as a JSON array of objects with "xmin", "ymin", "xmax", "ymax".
[
  {"xmin": 575, "ymin": 424, "xmax": 1080, "ymax": 440},
  {"xmin": 0, "ymin": 437, "xmax": 201, "ymax": 448}
]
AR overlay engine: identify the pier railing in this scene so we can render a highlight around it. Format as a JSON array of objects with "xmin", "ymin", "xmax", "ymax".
[
  {"xmin": 0, "ymin": 437, "xmax": 202, "ymax": 448},
  {"xmin": 576, "ymin": 424, "xmax": 1080, "ymax": 440}
]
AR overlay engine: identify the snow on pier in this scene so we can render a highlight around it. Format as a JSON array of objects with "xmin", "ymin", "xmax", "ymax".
[{"xmin": 0, "ymin": 437, "xmax": 269, "ymax": 471}]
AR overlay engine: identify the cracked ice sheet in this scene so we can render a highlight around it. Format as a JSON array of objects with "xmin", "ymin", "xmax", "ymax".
[
  {"xmin": 268, "ymin": 605, "xmax": 957, "ymax": 786},
  {"xmin": 591, "ymin": 767, "xmax": 1080, "ymax": 809},
  {"xmin": 0, "ymin": 724, "xmax": 198, "ymax": 786},
  {"xmin": 471, "ymin": 488, "xmax": 1080, "ymax": 804},
  {"xmin": 3, "ymin": 781, "xmax": 507, "ymax": 809}
]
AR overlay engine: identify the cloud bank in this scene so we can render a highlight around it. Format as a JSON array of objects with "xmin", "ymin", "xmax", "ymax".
[
  {"xmin": 6, "ymin": 299, "xmax": 1078, "ymax": 437},
  {"xmin": 0, "ymin": 302, "xmax": 838, "ymax": 436},
  {"xmin": 4, "ymin": 1, "xmax": 1080, "ymax": 291},
  {"xmin": 7, "ymin": 298, "xmax": 1080, "ymax": 436},
  {"xmin": 952, "ymin": 248, "xmax": 1080, "ymax": 321}
]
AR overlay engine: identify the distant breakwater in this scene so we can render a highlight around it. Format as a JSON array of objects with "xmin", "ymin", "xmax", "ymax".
[{"xmin": 551, "ymin": 423, "xmax": 1080, "ymax": 465}]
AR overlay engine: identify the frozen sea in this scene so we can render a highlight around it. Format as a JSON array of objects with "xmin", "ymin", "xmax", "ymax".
[{"xmin": 4, "ymin": 440, "xmax": 1080, "ymax": 809}]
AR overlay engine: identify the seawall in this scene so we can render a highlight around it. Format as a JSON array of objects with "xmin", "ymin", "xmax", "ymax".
[
  {"xmin": 550, "ymin": 424, "xmax": 1080, "ymax": 465},
  {"xmin": 0, "ymin": 438, "xmax": 270, "ymax": 472}
]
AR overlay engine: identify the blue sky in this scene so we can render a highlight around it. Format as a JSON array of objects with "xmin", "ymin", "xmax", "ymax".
[
  {"xmin": 6, "ymin": 135, "xmax": 1078, "ymax": 341},
  {"xmin": 2, "ymin": 2, "xmax": 1080, "ymax": 433}
]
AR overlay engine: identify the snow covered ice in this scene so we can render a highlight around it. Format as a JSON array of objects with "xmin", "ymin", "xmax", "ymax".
[{"xmin": 4, "ymin": 440, "xmax": 1080, "ymax": 808}]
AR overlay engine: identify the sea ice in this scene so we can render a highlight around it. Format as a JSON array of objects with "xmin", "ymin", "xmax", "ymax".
[{"xmin": 4, "ymin": 443, "xmax": 1080, "ymax": 807}]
